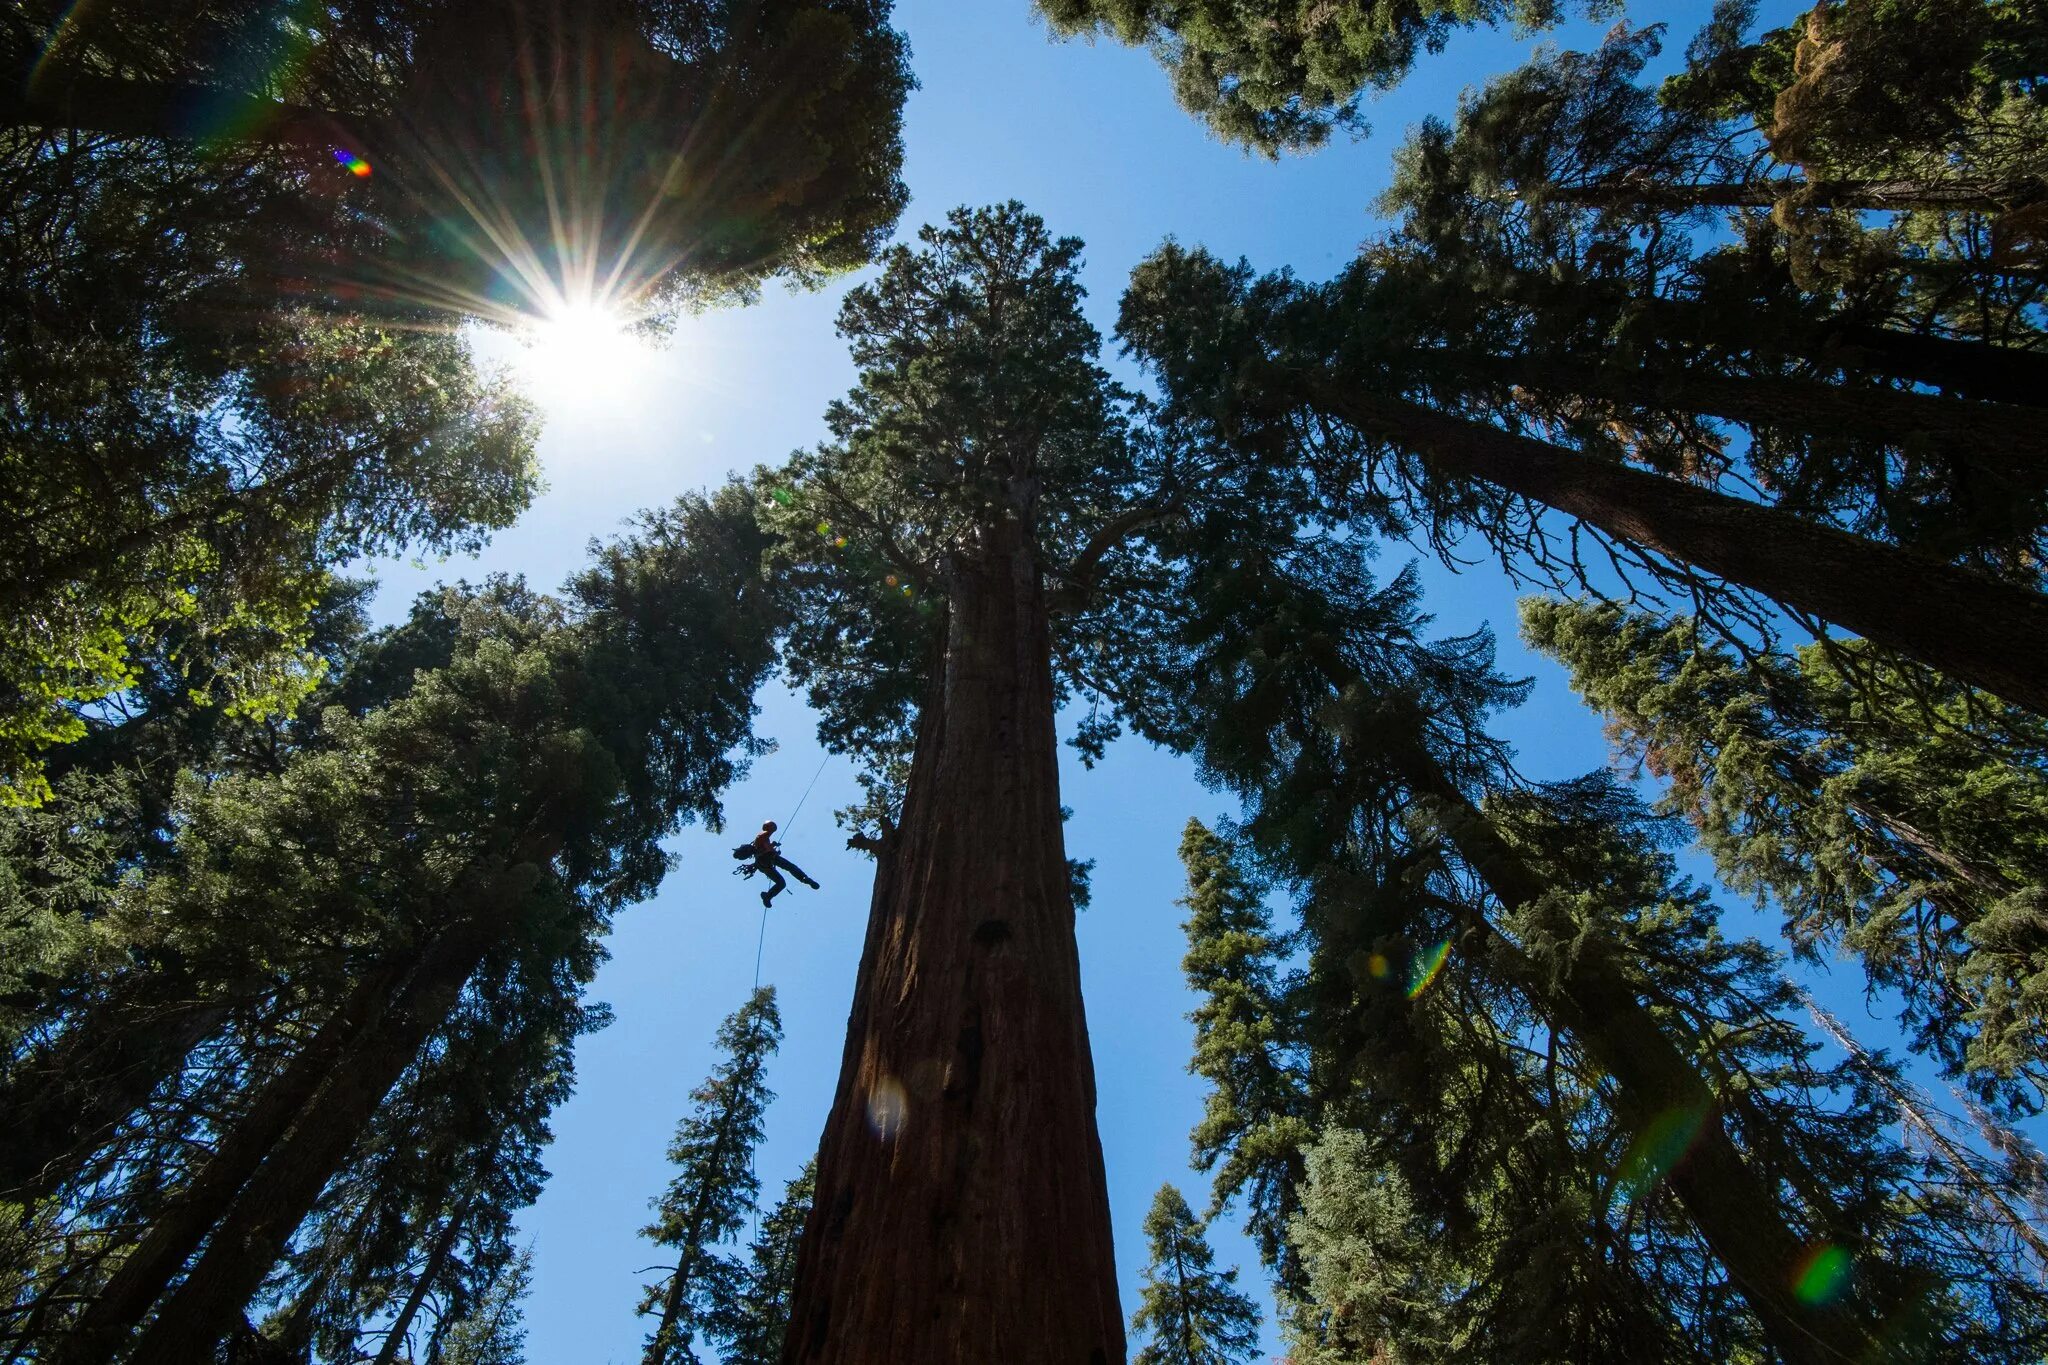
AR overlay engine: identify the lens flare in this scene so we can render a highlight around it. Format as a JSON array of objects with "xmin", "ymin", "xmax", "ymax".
[
  {"xmin": 866, "ymin": 1075, "xmax": 908, "ymax": 1141},
  {"xmin": 1405, "ymin": 941, "xmax": 1451, "ymax": 1000},
  {"xmin": 1792, "ymin": 1244, "xmax": 1854, "ymax": 1306},
  {"xmin": 1620, "ymin": 1106, "xmax": 1707, "ymax": 1199},
  {"xmin": 332, "ymin": 148, "xmax": 373, "ymax": 178}
]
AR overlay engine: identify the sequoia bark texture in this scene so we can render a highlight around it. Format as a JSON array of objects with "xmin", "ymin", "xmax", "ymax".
[{"xmin": 783, "ymin": 521, "xmax": 1124, "ymax": 1364}]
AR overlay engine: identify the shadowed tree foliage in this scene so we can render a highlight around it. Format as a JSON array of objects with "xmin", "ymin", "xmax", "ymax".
[
  {"xmin": 436, "ymin": 1246, "xmax": 532, "ymax": 1365},
  {"xmin": 1522, "ymin": 596, "xmax": 2048, "ymax": 1115},
  {"xmin": 3, "ymin": 0, "xmax": 915, "ymax": 308},
  {"xmin": 765, "ymin": 201, "xmax": 1196, "ymax": 1362},
  {"xmin": 1034, "ymin": 0, "xmax": 1611, "ymax": 153},
  {"xmin": 0, "ymin": 0, "xmax": 913, "ymax": 801},
  {"xmin": 1, "ymin": 485, "xmax": 779, "ymax": 1362},
  {"xmin": 1116, "ymin": 235, "xmax": 2048, "ymax": 718},
  {"xmin": 0, "ymin": 128, "xmax": 541, "ymax": 804},
  {"xmin": 1116, "ymin": 508, "xmax": 2048, "ymax": 1361},
  {"xmin": 1176, "ymin": 820, "xmax": 1312, "ymax": 1287},
  {"xmin": 1106, "ymin": 0, "xmax": 2048, "ymax": 721},
  {"xmin": 1129, "ymin": 1183, "xmax": 1262, "ymax": 1365},
  {"xmin": 701, "ymin": 1160, "xmax": 815, "ymax": 1365},
  {"xmin": 638, "ymin": 987, "xmax": 782, "ymax": 1365}
]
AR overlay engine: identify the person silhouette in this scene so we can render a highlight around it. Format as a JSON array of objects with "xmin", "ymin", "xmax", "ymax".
[{"xmin": 749, "ymin": 821, "xmax": 819, "ymax": 907}]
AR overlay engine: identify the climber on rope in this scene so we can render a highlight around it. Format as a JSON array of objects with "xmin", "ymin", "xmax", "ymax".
[{"xmin": 736, "ymin": 821, "xmax": 819, "ymax": 908}]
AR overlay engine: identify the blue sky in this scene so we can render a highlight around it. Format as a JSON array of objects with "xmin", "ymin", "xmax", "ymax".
[{"xmin": 355, "ymin": 0, "xmax": 2002, "ymax": 1358}]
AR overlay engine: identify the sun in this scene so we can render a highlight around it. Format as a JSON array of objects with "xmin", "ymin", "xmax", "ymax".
[{"xmin": 512, "ymin": 297, "xmax": 656, "ymax": 411}]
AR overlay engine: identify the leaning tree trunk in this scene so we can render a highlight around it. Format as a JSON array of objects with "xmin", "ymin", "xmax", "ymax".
[
  {"xmin": 1816, "ymin": 324, "xmax": 2048, "ymax": 409},
  {"xmin": 1302, "ymin": 380, "xmax": 2048, "ymax": 717},
  {"xmin": 1395, "ymin": 761, "xmax": 1885, "ymax": 1365},
  {"xmin": 1541, "ymin": 177, "xmax": 2040, "ymax": 214},
  {"xmin": 783, "ymin": 517, "xmax": 1124, "ymax": 1364},
  {"xmin": 369, "ymin": 1211, "xmax": 464, "ymax": 1365},
  {"xmin": 117, "ymin": 919, "xmax": 496, "ymax": 1364},
  {"xmin": 1458, "ymin": 353, "xmax": 2048, "ymax": 473},
  {"xmin": 52, "ymin": 961, "xmax": 412, "ymax": 1365}
]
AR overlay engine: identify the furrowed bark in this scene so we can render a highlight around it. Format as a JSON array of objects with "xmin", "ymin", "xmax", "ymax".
[
  {"xmin": 120, "ymin": 920, "xmax": 495, "ymax": 1364},
  {"xmin": 1304, "ymin": 380, "xmax": 2048, "ymax": 716},
  {"xmin": 52, "ymin": 963, "xmax": 409, "ymax": 1365},
  {"xmin": 784, "ymin": 517, "xmax": 1123, "ymax": 1364}
]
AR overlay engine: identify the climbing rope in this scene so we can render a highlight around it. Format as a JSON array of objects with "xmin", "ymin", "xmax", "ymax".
[{"xmin": 750, "ymin": 752, "xmax": 832, "ymax": 991}]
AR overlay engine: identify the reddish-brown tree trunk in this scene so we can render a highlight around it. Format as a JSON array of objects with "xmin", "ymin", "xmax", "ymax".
[
  {"xmin": 783, "ymin": 518, "xmax": 1124, "ymax": 1364},
  {"xmin": 1306, "ymin": 381, "xmax": 2048, "ymax": 716},
  {"xmin": 1456, "ymin": 353, "xmax": 2048, "ymax": 472}
]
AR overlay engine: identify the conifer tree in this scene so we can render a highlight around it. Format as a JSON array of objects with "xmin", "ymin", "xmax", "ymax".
[
  {"xmin": 763, "ymin": 202, "xmax": 1187, "ymax": 1362},
  {"xmin": 1118, "ymin": 516, "xmax": 2048, "ymax": 1362},
  {"xmin": 3, "ymin": 0, "xmax": 913, "ymax": 308},
  {"xmin": 10, "ymin": 486, "xmax": 778, "ymax": 1362},
  {"xmin": 639, "ymin": 987, "xmax": 782, "ymax": 1365},
  {"xmin": 1110, "ymin": 1, "xmax": 2048, "ymax": 716},
  {"xmin": 0, "ymin": 0, "xmax": 913, "ymax": 799},
  {"xmin": 1118, "ymin": 236, "xmax": 2048, "ymax": 718},
  {"xmin": 1034, "ymin": 0, "xmax": 1592, "ymax": 153},
  {"xmin": 1177, "ymin": 820, "xmax": 1312, "ymax": 1283},
  {"xmin": 702, "ymin": 1161, "xmax": 816, "ymax": 1365},
  {"xmin": 1522, "ymin": 595, "xmax": 2048, "ymax": 1112},
  {"xmin": 1130, "ymin": 1183, "xmax": 1262, "ymax": 1365},
  {"xmin": 438, "ymin": 1247, "xmax": 533, "ymax": 1365}
]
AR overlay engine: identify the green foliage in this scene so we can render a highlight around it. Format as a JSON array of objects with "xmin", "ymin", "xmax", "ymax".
[
  {"xmin": 1131, "ymin": 1183, "xmax": 1262, "ymax": 1365},
  {"xmin": 1125, "ymin": 523, "xmax": 2048, "ymax": 1358},
  {"xmin": 702, "ymin": 1160, "xmax": 816, "ymax": 1365},
  {"xmin": 1281, "ymin": 1131, "xmax": 1459, "ymax": 1364},
  {"xmin": 438, "ymin": 1246, "xmax": 534, "ymax": 1365},
  {"xmin": 0, "ymin": 118, "xmax": 543, "ymax": 803},
  {"xmin": 1522, "ymin": 595, "xmax": 2048, "ymax": 1112},
  {"xmin": 1035, "ymin": 0, "xmax": 1605, "ymax": 153},
  {"xmin": 1177, "ymin": 820, "xmax": 1313, "ymax": 1280},
  {"xmin": 761, "ymin": 202, "xmax": 1169, "ymax": 820},
  {"xmin": 639, "ymin": 987, "xmax": 784, "ymax": 1365},
  {"xmin": 0, "ymin": 489, "xmax": 779, "ymax": 1353},
  {"xmin": 8, "ymin": 0, "xmax": 915, "ymax": 307}
]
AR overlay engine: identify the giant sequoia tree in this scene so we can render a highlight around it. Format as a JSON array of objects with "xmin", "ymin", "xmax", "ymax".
[{"xmin": 765, "ymin": 202, "xmax": 1189, "ymax": 1362}]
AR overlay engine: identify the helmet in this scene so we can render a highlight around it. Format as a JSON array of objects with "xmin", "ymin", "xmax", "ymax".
[{"xmin": 762, "ymin": 821, "xmax": 777, "ymax": 832}]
